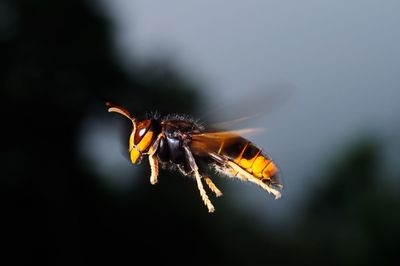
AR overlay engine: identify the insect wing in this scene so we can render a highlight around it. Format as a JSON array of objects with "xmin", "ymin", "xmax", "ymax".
[
  {"xmin": 190, "ymin": 128, "xmax": 264, "ymax": 156},
  {"xmin": 197, "ymin": 82, "xmax": 294, "ymax": 131}
]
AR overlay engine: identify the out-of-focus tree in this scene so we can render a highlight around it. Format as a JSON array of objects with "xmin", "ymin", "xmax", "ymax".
[{"xmin": 284, "ymin": 138, "xmax": 400, "ymax": 265}]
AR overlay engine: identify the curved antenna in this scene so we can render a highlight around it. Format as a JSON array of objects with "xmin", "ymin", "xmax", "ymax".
[
  {"xmin": 106, "ymin": 102, "xmax": 137, "ymax": 152},
  {"xmin": 105, "ymin": 102, "xmax": 136, "ymax": 125}
]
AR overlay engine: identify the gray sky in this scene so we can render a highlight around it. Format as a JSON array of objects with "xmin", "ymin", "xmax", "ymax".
[{"xmin": 86, "ymin": 0, "xmax": 400, "ymax": 224}]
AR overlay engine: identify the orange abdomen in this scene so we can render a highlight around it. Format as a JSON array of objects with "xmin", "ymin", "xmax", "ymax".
[{"xmin": 217, "ymin": 137, "xmax": 279, "ymax": 184}]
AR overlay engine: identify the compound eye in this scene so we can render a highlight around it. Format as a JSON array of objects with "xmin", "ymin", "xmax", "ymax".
[{"xmin": 134, "ymin": 120, "xmax": 151, "ymax": 143}]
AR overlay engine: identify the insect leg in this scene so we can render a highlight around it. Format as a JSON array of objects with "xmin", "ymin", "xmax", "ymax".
[
  {"xmin": 148, "ymin": 155, "xmax": 159, "ymax": 185},
  {"xmin": 147, "ymin": 133, "xmax": 164, "ymax": 185},
  {"xmin": 227, "ymin": 161, "xmax": 281, "ymax": 199},
  {"xmin": 183, "ymin": 145, "xmax": 215, "ymax": 213},
  {"xmin": 204, "ymin": 176, "xmax": 223, "ymax": 197}
]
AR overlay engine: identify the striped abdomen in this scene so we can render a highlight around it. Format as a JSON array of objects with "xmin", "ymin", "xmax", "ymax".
[{"xmin": 218, "ymin": 137, "xmax": 281, "ymax": 187}]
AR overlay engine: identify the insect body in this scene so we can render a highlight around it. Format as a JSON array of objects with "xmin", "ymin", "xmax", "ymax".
[{"xmin": 106, "ymin": 102, "xmax": 282, "ymax": 213}]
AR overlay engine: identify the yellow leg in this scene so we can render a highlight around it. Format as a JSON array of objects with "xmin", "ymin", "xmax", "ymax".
[
  {"xmin": 183, "ymin": 146, "xmax": 215, "ymax": 213},
  {"xmin": 204, "ymin": 176, "xmax": 223, "ymax": 197},
  {"xmin": 227, "ymin": 161, "xmax": 281, "ymax": 199},
  {"xmin": 147, "ymin": 133, "xmax": 164, "ymax": 185},
  {"xmin": 194, "ymin": 170, "xmax": 215, "ymax": 213},
  {"xmin": 148, "ymin": 154, "xmax": 158, "ymax": 185}
]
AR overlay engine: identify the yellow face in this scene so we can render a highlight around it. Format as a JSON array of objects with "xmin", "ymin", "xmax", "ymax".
[
  {"xmin": 106, "ymin": 103, "xmax": 155, "ymax": 165},
  {"xmin": 129, "ymin": 119, "xmax": 154, "ymax": 164}
]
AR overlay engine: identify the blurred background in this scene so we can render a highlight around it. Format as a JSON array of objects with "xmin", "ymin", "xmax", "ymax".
[{"xmin": 1, "ymin": 0, "xmax": 399, "ymax": 264}]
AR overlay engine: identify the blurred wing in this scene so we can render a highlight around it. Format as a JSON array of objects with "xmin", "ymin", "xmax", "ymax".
[
  {"xmin": 207, "ymin": 115, "xmax": 260, "ymax": 130},
  {"xmin": 190, "ymin": 128, "xmax": 264, "ymax": 155},
  {"xmin": 197, "ymin": 82, "xmax": 294, "ymax": 130}
]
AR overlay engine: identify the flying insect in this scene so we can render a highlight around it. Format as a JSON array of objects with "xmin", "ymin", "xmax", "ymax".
[{"xmin": 106, "ymin": 102, "xmax": 282, "ymax": 213}]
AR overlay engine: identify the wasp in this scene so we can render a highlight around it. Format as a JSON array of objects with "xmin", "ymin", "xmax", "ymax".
[{"xmin": 106, "ymin": 102, "xmax": 282, "ymax": 213}]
